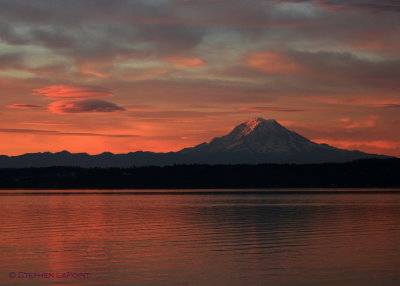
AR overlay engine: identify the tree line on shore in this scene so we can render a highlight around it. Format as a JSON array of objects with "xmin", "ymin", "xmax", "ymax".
[{"xmin": 0, "ymin": 158, "xmax": 399, "ymax": 189}]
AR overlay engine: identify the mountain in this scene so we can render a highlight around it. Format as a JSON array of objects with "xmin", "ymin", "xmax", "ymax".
[
  {"xmin": 178, "ymin": 118, "xmax": 388, "ymax": 164},
  {"xmin": 0, "ymin": 118, "xmax": 390, "ymax": 167},
  {"xmin": 180, "ymin": 118, "xmax": 324, "ymax": 154}
]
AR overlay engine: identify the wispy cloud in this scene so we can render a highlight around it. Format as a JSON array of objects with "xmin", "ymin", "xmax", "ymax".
[
  {"xmin": 164, "ymin": 57, "xmax": 205, "ymax": 69},
  {"xmin": 5, "ymin": 104, "xmax": 41, "ymax": 109},
  {"xmin": 239, "ymin": 106, "xmax": 306, "ymax": 113},
  {"xmin": 336, "ymin": 115, "xmax": 380, "ymax": 130},
  {"xmin": 310, "ymin": 0, "xmax": 400, "ymax": 12},
  {"xmin": 0, "ymin": 128, "xmax": 137, "ymax": 138},
  {"xmin": 313, "ymin": 139, "xmax": 400, "ymax": 150},
  {"xmin": 34, "ymin": 85, "xmax": 114, "ymax": 99}
]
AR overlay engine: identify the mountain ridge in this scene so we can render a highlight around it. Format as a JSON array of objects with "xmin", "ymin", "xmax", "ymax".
[{"xmin": 0, "ymin": 118, "xmax": 391, "ymax": 167}]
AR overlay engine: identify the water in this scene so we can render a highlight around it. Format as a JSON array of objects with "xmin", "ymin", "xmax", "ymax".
[{"xmin": 1, "ymin": 190, "xmax": 400, "ymax": 286}]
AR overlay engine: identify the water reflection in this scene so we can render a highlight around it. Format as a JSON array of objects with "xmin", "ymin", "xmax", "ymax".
[{"xmin": 1, "ymin": 192, "xmax": 400, "ymax": 285}]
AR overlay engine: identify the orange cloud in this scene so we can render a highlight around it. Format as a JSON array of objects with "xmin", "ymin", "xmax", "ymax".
[
  {"xmin": 0, "ymin": 128, "xmax": 135, "ymax": 137},
  {"xmin": 34, "ymin": 85, "xmax": 114, "ymax": 99},
  {"xmin": 313, "ymin": 139, "xmax": 400, "ymax": 150},
  {"xmin": 239, "ymin": 106, "xmax": 305, "ymax": 113},
  {"xmin": 337, "ymin": 115, "xmax": 380, "ymax": 130},
  {"xmin": 22, "ymin": 122, "xmax": 71, "ymax": 126},
  {"xmin": 79, "ymin": 68, "xmax": 109, "ymax": 78},
  {"xmin": 246, "ymin": 52, "xmax": 303, "ymax": 76},
  {"xmin": 338, "ymin": 118, "xmax": 351, "ymax": 123},
  {"xmin": 164, "ymin": 57, "xmax": 205, "ymax": 69},
  {"xmin": 5, "ymin": 104, "xmax": 40, "ymax": 109},
  {"xmin": 48, "ymin": 99, "xmax": 125, "ymax": 114}
]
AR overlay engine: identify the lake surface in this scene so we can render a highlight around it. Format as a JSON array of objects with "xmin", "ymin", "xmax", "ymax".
[{"xmin": 1, "ymin": 189, "xmax": 400, "ymax": 286}]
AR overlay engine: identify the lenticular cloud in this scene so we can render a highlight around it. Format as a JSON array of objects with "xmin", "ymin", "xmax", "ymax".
[
  {"xmin": 48, "ymin": 99, "xmax": 125, "ymax": 114},
  {"xmin": 33, "ymin": 85, "xmax": 125, "ymax": 114}
]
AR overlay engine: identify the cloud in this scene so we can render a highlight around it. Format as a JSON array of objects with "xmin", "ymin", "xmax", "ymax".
[
  {"xmin": 310, "ymin": 0, "xmax": 400, "ymax": 13},
  {"xmin": 164, "ymin": 57, "xmax": 205, "ymax": 69},
  {"xmin": 120, "ymin": 67, "xmax": 171, "ymax": 81},
  {"xmin": 31, "ymin": 85, "xmax": 126, "ymax": 114},
  {"xmin": 0, "ymin": 0, "xmax": 317, "ymax": 77},
  {"xmin": 265, "ymin": 0, "xmax": 400, "ymax": 13},
  {"xmin": 127, "ymin": 110, "xmax": 234, "ymax": 119},
  {"xmin": 0, "ymin": 53, "xmax": 24, "ymax": 69},
  {"xmin": 246, "ymin": 50, "xmax": 400, "ymax": 88},
  {"xmin": 0, "ymin": 0, "xmax": 317, "ymax": 28},
  {"xmin": 0, "ymin": 0, "xmax": 398, "ymax": 84},
  {"xmin": 313, "ymin": 139, "xmax": 400, "ymax": 150},
  {"xmin": 0, "ymin": 128, "xmax": 137, "ymax": 137},
  {"xmin": 5, "ymin": 104, "xmax": 40, "ymax": 109},
  {"xmin": 34, "ymin": 85, "xmax": 114, "ymax": 99},
  {"xmin": 22, "ymin": 122, "xmax": 71, "ymax": 126},
  {"xmin": 247, "ymin": 52, "xmax": 304, "ymax": 76},
  {"xmin": 48, "ymin": 99, "xmax": 125, "ymax": 114},
  {"xmin": 337, "ymin": 115, "xmax": 380, "ymax": 130},
  {"xmin": 239, "ymin": 106, "xmax": 306, "ymax": 112},
  {"xmin": 371, "ymin": 104, "xmax": 400, "ymax": 108}
]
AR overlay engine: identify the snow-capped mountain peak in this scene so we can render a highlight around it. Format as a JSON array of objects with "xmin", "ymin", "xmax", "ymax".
[
  {"xmin": 179, "ymin": 117, "xmax": 319, "ymax": 155},
  {"xmin": 176, "ymin": 117, "xmax": 386, "ymax": 163},
  {"xmin": 242, "ymin": 118, "xmax": 267, "ymax": 133},
  {"xmin": 231, "ymin": 118, "xmax": 284, "ymax": 138}
]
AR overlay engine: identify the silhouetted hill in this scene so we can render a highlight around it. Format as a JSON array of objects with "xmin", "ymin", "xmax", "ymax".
[{"xmin": 0, "ymin": 159, "xmax": 399, "ymax": 189}]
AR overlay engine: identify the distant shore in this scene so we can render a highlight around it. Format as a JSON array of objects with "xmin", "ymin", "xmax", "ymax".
[
  {"xmin": 1, "ymin": 189, "xmax": 400, "ymax": 195},
  {"xmin": 0, "ymin": 158, "xmax": 399, "ymax": 190}
]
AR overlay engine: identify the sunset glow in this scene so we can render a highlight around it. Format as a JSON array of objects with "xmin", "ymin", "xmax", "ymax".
[{"xmin": 0, "ymin": 0, "xmax": 399, "ymax": 156}]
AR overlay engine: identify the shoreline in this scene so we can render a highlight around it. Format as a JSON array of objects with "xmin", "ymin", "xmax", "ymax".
[{"xmin": 1, "ymin": 188, "xmax": 400, "ymax": 195}]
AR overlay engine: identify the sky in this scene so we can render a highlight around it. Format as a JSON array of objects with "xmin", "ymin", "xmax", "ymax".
[{"xmin": 0, "ymin": 0, "xmax": 399, "ymax": 156}]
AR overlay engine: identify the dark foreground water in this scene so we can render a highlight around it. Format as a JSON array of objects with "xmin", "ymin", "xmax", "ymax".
[{"xmin": 1, "ymin": 189, "xmax": 400, "ymax": 286}]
